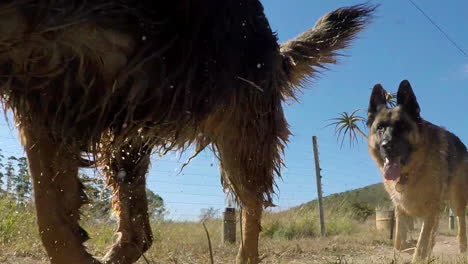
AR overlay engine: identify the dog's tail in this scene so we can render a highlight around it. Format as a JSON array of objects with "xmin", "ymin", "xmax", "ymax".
[{"xmin": 280, "ymin": 4, "xmax": 376, "ymax": 98}]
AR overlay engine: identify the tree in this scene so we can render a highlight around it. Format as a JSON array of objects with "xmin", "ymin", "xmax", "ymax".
[
  {"xmin": 327, "ymin": 109, "xmax": 367, "ymax": 148},
  {"xmin": 80, "ymin": 173, "xmax": 111, "ymax": 220},
  {"xmin": 80, "ymin": 173, "xmax": 166, "ymax": 221},
  {"xmin": 199, "ymin": 207, "xmax": 219, "ymax": 221},
  {"xmin": 0, "ymin": 150, "xmax": 4, "ymax": 192},
  {"xmin": 146, "ymin": 189, "xmax": 166, "ymax": 220},
  {"xmin": 5, "ymin": 156, "xmax": 16, "ymax": 194},
  {"xmin": 14, "ymin": 157, "xmax": 32, "ymax": 204},
  {"xmin": 327, "ymin": 92, "xmax": 396, "ymax": 147}
]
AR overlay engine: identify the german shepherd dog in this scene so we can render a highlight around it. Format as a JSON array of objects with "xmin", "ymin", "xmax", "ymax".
[
  {"xmin": 367, "ymin": 80, "xmax": 468, "ymax": 262},
  {"xmin": 0, "ymin": 2, "xmax": 375, "ymax": 264}
]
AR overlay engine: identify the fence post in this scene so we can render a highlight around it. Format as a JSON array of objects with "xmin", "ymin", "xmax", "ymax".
[
  {"xmin": 223, "ymin": 207, "xmax": 236, "ymax": 243},
  {"xmin": 312, "ymin": 136, "xmax": 325, "ymax": 236},
  {"xmin": 449, "ymin": 208, "xmax": 455, "ymax": 231}
]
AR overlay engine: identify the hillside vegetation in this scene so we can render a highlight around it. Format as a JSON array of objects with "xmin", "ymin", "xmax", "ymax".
[{"xmin": 291, "ymin": 183, "xmax": 392, "ymax": 220}]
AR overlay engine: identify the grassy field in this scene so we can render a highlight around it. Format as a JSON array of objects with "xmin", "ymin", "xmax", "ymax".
[{"xmin": 1, "ymin": 190, "xmax": 468, "ymax": 264}]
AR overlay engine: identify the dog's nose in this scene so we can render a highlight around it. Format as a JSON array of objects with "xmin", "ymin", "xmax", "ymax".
[{"xmin": 381, "ymin": 140, "xmax": 393, "ymax": 151}]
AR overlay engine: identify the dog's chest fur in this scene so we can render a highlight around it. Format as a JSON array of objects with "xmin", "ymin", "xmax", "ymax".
[
  {"xmin": 384, "ymin": 165, "xmax": 447, "ymax": 217},
  {"xmin": 381, "ymin": 125, "xmax": 459, "ymax": 217}
]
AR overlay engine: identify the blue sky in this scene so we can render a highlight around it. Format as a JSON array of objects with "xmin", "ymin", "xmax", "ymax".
[{"xmin": 0, "ymin": 0, "xmax": 467, "ymax": 220}]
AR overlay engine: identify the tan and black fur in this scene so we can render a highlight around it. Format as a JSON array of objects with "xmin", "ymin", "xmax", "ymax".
[
  {"xmin": 0, "ymin": 2, "xmax": 375, "ymax": 264},
  {"xmin": 367, "ymin": 80, "xmax": 468, "ymax": 262}
]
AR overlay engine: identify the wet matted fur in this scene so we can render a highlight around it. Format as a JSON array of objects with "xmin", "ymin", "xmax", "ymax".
[
  {"xmin": 367, "ymin": 80, "xmax": 468, "ymax": 262},
  {"xmin": 0, "ymin": 1, "xmax": 375, "ymax": 264}
]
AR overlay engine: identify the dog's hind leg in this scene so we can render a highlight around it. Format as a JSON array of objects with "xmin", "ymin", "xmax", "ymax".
[
  {"xmin": 237, "ymin": 199, "xmax": 262, "ymax": 264},
  {"xmin": 429, "ymin": 215, "xmax": 440, "ymax": 252},
  {"xmin": 21, "ymin": 128, "xmax": 100, "ymax": 264},
  {"xmin": 207, "ymin": 100, "xmax": 289, "ymax": 264},
  {"xmin": 452, "ymin": 201, "xmax": 467, "ymax": 253},
  {"xmin": 457, "ymin": 213, "xmax": 467, "ymax": 253},
  {"xmin": 102, "ymin": 142, "xmax": 153, "ymax": 264},
  {"xmin": 450, "ymin": 174, "xmax": 467, "ymax": 253},
  {"xmin": 215, "ymin": 136, "xmax": 265, "ymax": 264}
]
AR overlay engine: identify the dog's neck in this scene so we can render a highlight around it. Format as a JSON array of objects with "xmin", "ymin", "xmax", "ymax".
[{"xmin": 395, "ymin": 173, "xmax": 408, "ymax": 192}]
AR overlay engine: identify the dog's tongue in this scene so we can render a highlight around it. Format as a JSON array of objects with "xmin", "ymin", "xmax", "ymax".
[{"xmin": 383, "ymin": 158, "xmax": 401, "ymax": 181}]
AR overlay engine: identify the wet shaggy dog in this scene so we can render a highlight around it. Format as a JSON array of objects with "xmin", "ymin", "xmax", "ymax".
[
  {"xmin": 0, "ymin": 1, "xmax": 374, "ymax": 264},
  {"xmin": 367, "ymin": 80, "xmax": 468, "ymax": 262}
]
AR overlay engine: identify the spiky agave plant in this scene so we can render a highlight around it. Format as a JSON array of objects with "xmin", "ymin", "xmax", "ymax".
[
  {"xmin": 326, "ymin": 109, "xmax": 367, "ymax": 148},
  {"xmin": 385, "ymin": 91, "xmax": 397, "ymax": 107},
  {"xmin": 327, "ymin": 91, "xmax": 396, "ymax": 148}
]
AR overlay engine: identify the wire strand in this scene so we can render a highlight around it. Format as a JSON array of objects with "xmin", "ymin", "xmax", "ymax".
[{"xmin": 407, "ymin": 0, "xmax": 468, "ymax": 58}]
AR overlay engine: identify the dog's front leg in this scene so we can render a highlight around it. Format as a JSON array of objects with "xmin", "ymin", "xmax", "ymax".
[
  {"xmin": 394, "ymin": 207, "xmax": 410, "ymax": 250},
  {"xmin": 412, "ymin": 214, "xmax": 437, "ymax": 262}
]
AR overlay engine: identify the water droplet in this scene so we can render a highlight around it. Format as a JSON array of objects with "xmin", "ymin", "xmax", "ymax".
[{"xmin": 118, "ymin": 170, "xmax": 127, "ymax": 179}]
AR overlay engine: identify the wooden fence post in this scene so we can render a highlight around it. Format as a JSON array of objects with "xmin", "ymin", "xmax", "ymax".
[
  {"xmin": 223, "ymin": 207, "xmax": 236, "ymax": 243},
  {"xmin": 312, "ymin": 136, "xmax": 325, "ymax": 236},
  {"xmin": 449, "ymin": 208, "xmax": 455, "ymax": 231}
]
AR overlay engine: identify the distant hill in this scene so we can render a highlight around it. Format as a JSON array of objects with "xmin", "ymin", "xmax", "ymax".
[{"xmin": 290, "ymin": 183, "xmax": 393, "ymax": 220}]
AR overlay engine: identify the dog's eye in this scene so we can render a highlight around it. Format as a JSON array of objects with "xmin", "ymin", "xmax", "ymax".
[
  {"xmin": 394, "ymin": 121, "xmax": 408, "ymax": 133},
  {"xmin": 377, "ymin": 124, "xmax": 385, "ymax": 131}
]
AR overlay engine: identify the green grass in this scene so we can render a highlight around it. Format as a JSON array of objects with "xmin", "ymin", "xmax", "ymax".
[
  {"xmin": 0, "ymin": 196, "xmax": 44, "ymax": 258},
  {"xmin": 262, "ymin": 206, "xmax": 360, "ymax": 240}
]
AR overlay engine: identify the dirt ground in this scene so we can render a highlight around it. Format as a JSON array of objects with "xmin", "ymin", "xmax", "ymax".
[{"xmin": 1, "ymin": 233, "xmax": 467, "ymax": 264}]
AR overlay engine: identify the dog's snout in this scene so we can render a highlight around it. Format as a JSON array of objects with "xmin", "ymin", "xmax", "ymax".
[{"xmin": 381, "ymin": 140, "xmax": 394, "ymax": 151}]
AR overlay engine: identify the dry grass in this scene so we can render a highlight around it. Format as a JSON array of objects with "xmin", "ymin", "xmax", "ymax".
[{"xmin": 1, "ymin": 198, "xmax": 468, "ymax": 264}]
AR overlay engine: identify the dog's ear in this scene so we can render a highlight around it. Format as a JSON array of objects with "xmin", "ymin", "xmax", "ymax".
[
  {"xmin": 367, "ymin": 84, "xmax": 387, "ymax": 127},
  {"xmin": 397, "ymin": 80, "xmax": 420, "ymax": 121}
]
